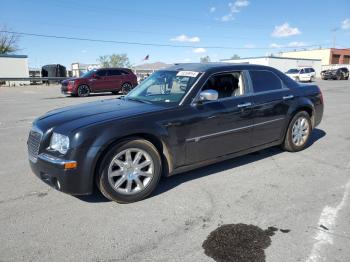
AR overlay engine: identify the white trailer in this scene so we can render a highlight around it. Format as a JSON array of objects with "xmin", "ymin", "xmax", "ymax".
[{"xmin": 0, "ymin": 54, "xmax": 30, "ymax": 86}]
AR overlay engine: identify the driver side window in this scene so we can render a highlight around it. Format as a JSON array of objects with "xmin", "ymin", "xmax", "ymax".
[{"xmin": 202, "ymin": 71, "xmax": 246, "ymax": 99}]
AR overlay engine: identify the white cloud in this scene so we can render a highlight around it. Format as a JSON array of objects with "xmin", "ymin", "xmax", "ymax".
[
  {"xmin": 221, "ymin": 14, "xmax": 234, "ymax": 22},
  {"xmin": 244, "ymin": 43, "xmax": 255, "ymax": 48},
  {"xmin": 288, "ymin": 41, "xmax": 306, "ymax": 47},
  {"xmin": 209, "ymin": 6, "xmax": 216, "ymax": 13},
  {"xmin": 269, "ymin": 43, "xmax": 283, "ymax": 48},
  {"xmin": 271, "ymin": 23, "xmax": 301, "ymax": 37},
  {"xmin": 342, "ymin": 18, "xmax": 350, "ymax": 29},
  {"xmin": 193, "ymin": 48, "xmax": 206, "ymax": 54},
  {"xmin": 221, "ymin": 0, "xmax": 249, "ymax": 22},
  {"xmin": 170, "ymin": 34, "xmax": 200, "ymax": 43}
]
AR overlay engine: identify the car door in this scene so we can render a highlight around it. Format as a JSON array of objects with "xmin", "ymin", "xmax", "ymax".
[
  {"xmin": 248, "ymin": 70, "xmax": 294, "ymax": 147},
  {"xmin": 185, "ymin": 71, "xmax": 254, "ymax": 164},
  {"xmin": 107, "ymin": 69, "xmax": 123, "ymax": 91},
  {"xmin": 299, "ymin": 68, "xmax": 311, "ymax": 81},
  {"xmin": 91, "ymin": 69, "xmax": 109, "ymax": 92}
]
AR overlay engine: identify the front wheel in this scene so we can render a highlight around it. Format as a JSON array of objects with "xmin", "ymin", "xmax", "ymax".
[
  {"xmin": 282, "ymin": 111, "xmax": 312, "ymax": 152},
  {"xmin": 77, "ymin": 85, "xmax": 90, "ymax": 97},
  {"xmin": 97, "ymin": 139, "xmax": 162, "ymax": 203},
  {"xmin": 121, "ymin": 83, "xmax": 133, "ymax": 95}
]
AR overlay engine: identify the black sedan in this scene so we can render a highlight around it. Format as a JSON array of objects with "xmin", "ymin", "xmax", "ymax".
[{"xmin": 27, "ymin": 63, "xmax": 324, "ymax": 203}]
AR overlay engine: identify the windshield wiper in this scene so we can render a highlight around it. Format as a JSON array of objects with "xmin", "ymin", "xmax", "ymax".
[{"xmin": 125, "ymin": 97, "xmax": 152, "ymax": 104}]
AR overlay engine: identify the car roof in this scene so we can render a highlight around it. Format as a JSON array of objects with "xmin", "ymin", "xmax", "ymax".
[
  {"xmin": 99, "ymin": 67, "xmax": 131, "ymax": 70},
  {"xmin": 164, "ymin": 62, "xmax": 277, "ymax": 73}
]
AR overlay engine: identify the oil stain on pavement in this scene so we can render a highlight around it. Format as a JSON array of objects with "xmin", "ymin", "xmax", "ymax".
[{"xmin": 202, "ymin": 224, "xmax": 286, "ymax": 262}]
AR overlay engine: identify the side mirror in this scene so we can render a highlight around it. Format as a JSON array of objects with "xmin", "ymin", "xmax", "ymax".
[
  {"xmin": 92, "ymin": 74, "xmax": 100, "ymax": 79},
  {"xmin": 198, "ymin": 89, "xmax": 218, "ymax": 102}
]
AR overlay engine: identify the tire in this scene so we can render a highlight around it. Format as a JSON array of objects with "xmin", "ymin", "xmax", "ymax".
[
  {"xmin": 96, "ymin": 139, "xmax": 162, "ymax": 203},
  {"xmin": 336, "ymin": 75, "xmax": 341, "ymax": 80},
  {"xmin": 282, "ymin": 111, "xmax": 312, "ymax": 152},
  {"xmin": 77, "ymin": 85, "xmax": 90, "ymax": 97},
  {"xmin": 121, "ymin": 83, "xmax": 132, "ymax": 95}
]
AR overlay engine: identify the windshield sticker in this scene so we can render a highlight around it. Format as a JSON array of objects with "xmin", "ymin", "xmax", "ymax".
[{"xmin": 176, "ymin": 71, "xmax": 199, "ymax": 77}]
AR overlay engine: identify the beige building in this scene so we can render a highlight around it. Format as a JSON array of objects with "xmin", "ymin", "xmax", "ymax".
[
  {"xmin": 222, "ymin": 56, "xmax": 322, "ymax": 77},
  {"xmin": 279, "ymin": 48, "xmax": 350, "ymax": 65}
]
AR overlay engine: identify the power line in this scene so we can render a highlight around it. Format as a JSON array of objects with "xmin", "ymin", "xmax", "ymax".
[{"xmin": 0, "ymin": 30, "xmax": 328, "ymax": 50}]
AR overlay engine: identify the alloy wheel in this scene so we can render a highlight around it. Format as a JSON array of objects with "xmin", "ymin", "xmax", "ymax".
[
  {"xmin": 78, "ymin": 85, "xmax": 90, "ymax": 97},
  {"xmin": 122, "ymin": 83, "xmax": 132, "ymax": 95},
  {"xmin": 291, "ymin": 116, "xmax": 310, "ymax": 146},
  {"xmin": 107, "ymin": 148, "xmax": 154, "ymax": 195}
]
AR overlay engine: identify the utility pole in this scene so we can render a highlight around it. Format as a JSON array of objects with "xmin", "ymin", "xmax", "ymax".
[{"xmin": 331, "ymin": 28, "xmax": 338, "ymax": 48}]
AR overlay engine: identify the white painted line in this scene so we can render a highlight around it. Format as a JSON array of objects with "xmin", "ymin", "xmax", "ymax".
[{"xmin": 306, "ymin": 164, "xmax": 350, "ymax": 262}]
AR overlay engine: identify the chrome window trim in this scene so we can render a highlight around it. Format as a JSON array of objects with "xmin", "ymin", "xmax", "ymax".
[
  {"xmin": 178, "ymin": 72, "xmax": 205, "ymax": 106},
  {"xmin": 186, "ymin": 117, "xmax": 285, "ymax": 143},
  {"xmin": 190, "ymin": 70, "xmax": 252, "ymax": 106}
]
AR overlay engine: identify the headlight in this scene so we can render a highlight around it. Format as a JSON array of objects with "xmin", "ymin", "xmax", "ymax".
[
  {"xmin": 68, "ymin": 80, "xmax": 75, "ymax": 85},
  {"xmin": 49, "ymin": 133, "xmax": 70, "ymax": 154}
]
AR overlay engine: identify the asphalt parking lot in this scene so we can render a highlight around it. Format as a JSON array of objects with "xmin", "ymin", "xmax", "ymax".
[{"xmin": 0, "ymin": 80, "xmax": 350, "ymax": 262}]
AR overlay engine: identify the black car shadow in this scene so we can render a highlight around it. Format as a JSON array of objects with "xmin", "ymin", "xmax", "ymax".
[{"xmin": 76, "ymin": 128, "xmax": 326, "ymax": 203}]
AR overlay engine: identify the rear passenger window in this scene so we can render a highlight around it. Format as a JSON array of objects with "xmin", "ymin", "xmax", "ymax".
[
  {"xmin": 250, "ymin": 70, "xmax": 282, "ymax": 93},
  {"xmin": 109, "ymin": 70, "xmax": 121, "ymax": 76},
  {"xmin": 96, "ymin": 70, "xmax": 107, "ymax": 76}
]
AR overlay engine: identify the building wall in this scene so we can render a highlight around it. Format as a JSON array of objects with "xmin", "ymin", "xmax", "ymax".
[
  {"xmin": 0, "ymin": 55, "xmax": 30, "ymax": 86},
  {"xmin": 280, "ymin": 48, "xmax": 350, "ymax": 66},
  {"xmin": 223, "ymin": 57, "xmax": 322, "ymax": 77},
  {"xmin": 280, "ymin": 49, "xmax": 331, "ymax": 65}
]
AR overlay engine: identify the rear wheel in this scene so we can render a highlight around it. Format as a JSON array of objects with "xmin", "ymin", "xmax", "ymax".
[
  {"xmin": 97, "ymin": 139, "xmax": 162, "ymax": 203},
  {"xmin": 77, "ymin": 85, "xmax": 90, "ymax": 97},
  {"xmin": 282, "ymin": 111, "xmax": 312, "ymax": 152},
  {"xmin": 121, "ymin": 83, "xmax": 132, "ymax": 95}
]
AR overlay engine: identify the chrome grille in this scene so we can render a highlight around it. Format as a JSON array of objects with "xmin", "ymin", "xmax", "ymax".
[{"xmin": 28, "ymin": 128, "xmax": 43, "ymax": 163}]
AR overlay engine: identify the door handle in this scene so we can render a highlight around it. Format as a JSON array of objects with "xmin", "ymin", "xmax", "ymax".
[
  {"xmin": 237, "ymin": 102, "xmax": 252, "ymax": 108},
  {"xmin": 283, "ymin": 95, "xmax": 294, "ymax": 100}
]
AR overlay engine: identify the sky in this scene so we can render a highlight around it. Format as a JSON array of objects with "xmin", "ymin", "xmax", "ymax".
[{"xmin": 1, "ymin": 0, "xmax": 350, "ymax": 68}]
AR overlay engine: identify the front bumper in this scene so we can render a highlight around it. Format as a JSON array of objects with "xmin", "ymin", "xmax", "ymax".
[
  {"xmin": 61, "ymin": 85, "xmax": 72, "ymax": 95},
  {"xmin": 29, "ymin": 153, "xmax": 92, "ymax": 195}
]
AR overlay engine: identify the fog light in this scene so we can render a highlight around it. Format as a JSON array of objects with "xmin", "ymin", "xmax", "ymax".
[{"xmin": 64, "ymin": 161, "xmax": 77, "ymax": 170}]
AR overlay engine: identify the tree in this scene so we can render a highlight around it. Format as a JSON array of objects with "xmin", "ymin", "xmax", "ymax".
[
  {"xmin": 200, "ymin": 56, "xmax": 211, "ymax": 63},
  {"xmin": 97, "ymin": 53, "xmax": 132, "ymax": 68},
  {"xmin": 230, "ymin": 54, "xmax": 240, "ymax": 59},
  {"xmin": 0, "ymin": 27, "xmax": 20, "ymax": 54}
]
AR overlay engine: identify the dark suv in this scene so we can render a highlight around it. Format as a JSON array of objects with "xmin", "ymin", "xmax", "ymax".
[
  {"xmin": 321, "ymin": 67, "xmax": 349, "ymax": 80},
  {"xmin": 61, "ymin": 68, "xmax": 138, "ymax": 97}
]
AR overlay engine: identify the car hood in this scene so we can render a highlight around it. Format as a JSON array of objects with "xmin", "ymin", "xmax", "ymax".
[{"xmin": 34, "ymin": 98, "xmax": 165, "ymax": 133}]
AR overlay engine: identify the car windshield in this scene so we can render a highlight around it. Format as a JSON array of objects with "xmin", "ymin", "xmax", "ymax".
[
  {"xmin": 125, "ymin": 70, "xmax": 201, "ymax": 105},
  {"xmin": 81, "ymin": 69, "xmax": 97, "ymax": 78},
  {"xmin": 286, "ymin": 69, "xmax": 300, "ymax": 74}
]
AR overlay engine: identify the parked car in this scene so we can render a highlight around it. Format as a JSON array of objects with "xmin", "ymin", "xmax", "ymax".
[
  {"xmin": 28, "ymin": 63, "xmax": 323, "ymax": 203},
  {"xmin": 321, "ymin": 67, "xmax": 349, "ymax": 80},
  {"xmin": 61, "ymin": 68, "xmax": 138, "ymax": 97},
  {"xmin": 285, "ymin": 67, "xmax": 316, "ymax": 82}
]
